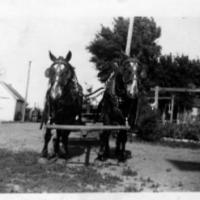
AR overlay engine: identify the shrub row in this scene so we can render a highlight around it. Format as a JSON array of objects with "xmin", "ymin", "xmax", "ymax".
[
  {"xmin": 136, "ymin": 104, "xmax": 161, "ymax": 141},
  {"xmin": 157, "ymin": 123, "xmax": 200, "ymax": 141},
  {"xmin": 136, "ymin": 108, "xmax": 200, "ymax": 142}
]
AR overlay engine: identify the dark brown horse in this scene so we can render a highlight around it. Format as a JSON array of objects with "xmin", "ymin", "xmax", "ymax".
[
  {"xmin": 97, "ymin": 55, "xmax": 146, "ymax": 161},
  {"xmin": 41, "ymin": 51, "xmax": 83, "ymax": 159}
]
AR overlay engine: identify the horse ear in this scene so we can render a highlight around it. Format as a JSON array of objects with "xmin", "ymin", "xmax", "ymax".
[
  {"xmin": 49, "ymin": 51, "xmax": 57, "ymax": 62},
  {"xmin": 65, "ymin": 51, "xmax": 72, "ymax": 62}
]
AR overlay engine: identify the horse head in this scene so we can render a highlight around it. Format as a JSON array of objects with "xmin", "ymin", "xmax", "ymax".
[
  {"xmin": 45, "ymin": 51, "xmax": 75, "ymax": 100},
  {"xmin": 119, "ymin": 56, "xmax": 146, "ymax": 99},
  {"xmin": 121, "ymin": 57, "xmax": 139, "ymax": 98}
]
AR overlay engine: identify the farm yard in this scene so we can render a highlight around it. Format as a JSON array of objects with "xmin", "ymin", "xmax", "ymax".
[
  {"xmin": 1, "ymin": 1, "xmax": 200, "ymax": 199},
  {"xmin": 0, "ymin": 122, "xmax": 200, "ymax": 192}
]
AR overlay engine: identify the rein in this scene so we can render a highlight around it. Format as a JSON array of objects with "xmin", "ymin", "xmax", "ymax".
[{"xmin": 84, "ymin": 87, "xmax": 105, "ymax": 98}]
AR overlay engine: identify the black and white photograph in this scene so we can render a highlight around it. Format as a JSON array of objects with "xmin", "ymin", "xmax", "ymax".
[{"xmin": 0, "ymin": 0, "xmax": 200, "ymax": 198}]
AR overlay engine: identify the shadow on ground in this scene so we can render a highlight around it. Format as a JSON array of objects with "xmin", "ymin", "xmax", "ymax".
[
  {"xmin": 67, "ymin": 145, "xmax": 85, "ymax": 159},
  {"xmin": 105, "ymin": 148, "xmax": 132, "ymax": 161},
  {"xmin": 167, "ymin": 159, "xmax": 200, "ymax": 172},
  {"xmin": 65, "ymin": 146, "xmax": 132, "ymax": 165}
]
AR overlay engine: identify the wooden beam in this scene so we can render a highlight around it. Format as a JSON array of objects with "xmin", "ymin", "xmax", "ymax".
[
  {"xmin": 154, "ymin": 86, "xmax": 159, "ymax": 109},
  {"xmin": 148, "ymin": 97, "xmax": 171, "ymax": 100},
  {"xmin": 170, "ymin": 95, "xmax": 175, "ymax": 123},
  {"xmin": 68, "ymin": 137, "xmax": 100, "ymax": 166},
  {"xmin": 46, "ymin": 124, "xmax": 130, "ymax": 131},
  {"xmin": 151, "ymin": 87, "xmax": 200, "ymax": 93}
]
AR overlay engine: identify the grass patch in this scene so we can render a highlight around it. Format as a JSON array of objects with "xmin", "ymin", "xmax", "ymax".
[
  {"xmin": 122, "ymin": 167, "xmax": 138, "ymax": 177},
  {"xmin": 124, "ymin": 184, "xmax": 139, "ymax": 192},
  {"xmin": 0, "ymin": 148, "xmax": 122, "ymax": 192}
]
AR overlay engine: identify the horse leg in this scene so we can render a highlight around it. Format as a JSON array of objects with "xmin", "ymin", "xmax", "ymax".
[
  {"xmin": 121, "ymin": 130, "xmax": 128, "ymax": 161},
  {"xmin": 115, "ymin": 131, "xmax": 120, "ymax": 156},
  {"xmin": 53, "ymin": 130, "xmax": 61, "ymax": 157},
  {"xmin": 41, "ymin": 128, "xmax": 52, "ymax": 158},
  {"xmin": 61, "ymin": 131, "xmax": 70, "ymax": 159},
  {"xmin": 97, "ymin": 132, "xmax": 106, "ymax": 161},
  {"xmin": 97, "ymin": 130, "xmax": 110, "ymax": 161},
  {"xmin": 113, "ymin": 110, "xmax": 126, "ymax": 161},
  {"xmin": 97, "ymin": 113, "xmax": 111, "ymax": 161},
  {"xmin": 103, "ymin": 131, "xmax": 110, "ymax": 158},
  {"xmin": 117, "ymin": 130, "xmax": 127, "ymax": 162}
]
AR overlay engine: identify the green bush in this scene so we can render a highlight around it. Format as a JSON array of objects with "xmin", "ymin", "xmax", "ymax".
[
  {"xmin": 136, "ymin": 103, "xmax": 161, "ymax": 141},
  {"xmin": 159, "ymin": 123, "xmax": 200, "ymax": 141},
  {"xmin": 135, "ymin": 96, "xmax": 200, "ymax": 142}
]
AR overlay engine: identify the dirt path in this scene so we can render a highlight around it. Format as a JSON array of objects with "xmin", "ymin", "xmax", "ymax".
[{"xmin": 0, "ymin": 122, "xmax": 200, "ymax": 192}]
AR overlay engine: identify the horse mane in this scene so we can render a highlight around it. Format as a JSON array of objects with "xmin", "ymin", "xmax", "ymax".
[
  {"xmin": 97, "ymin": 52, "xmax": 131, "ymax": 83},
  {"xmin": 97, "ymin": 61, "xmax": 116, "ymax": 82}
]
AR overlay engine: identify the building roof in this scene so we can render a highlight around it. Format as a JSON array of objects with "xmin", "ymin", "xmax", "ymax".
[{"xmin": 0, "ymin": 81, "xmax": 25, "ymax": 102}]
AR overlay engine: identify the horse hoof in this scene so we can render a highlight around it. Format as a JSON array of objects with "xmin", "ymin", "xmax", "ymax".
[
  {"xmin": 101, "ymin": 157, "xmax": 108, "ymax": 161},
  {"xmin": 118, "ymin": 155, "xmax": 126, "ymax": 163},
  {"xmin": 58, "ymin": 153, "xmax": 68, "ymax": 160},
  {"xmin": 41, "ymin": 150, "xmax": 48, "ymax": 158},
  {"xmin": 95, "ymin": 155, "xmax": 102, "ymax": 161},
  {"xmin": 96, "ymin": 155, "xmax": 108, "ymax": 162},
  {"xmin": 48, "ymin": 153, "xmax": 57, "ymax": 160},
  {"xmin": 126, "ymin": 151, "xmax": 132, "ymax": 159},
  {"xmin": 95, "ymin": 154, "xmax": 104, "ymax": 162},
  {"xmin": 103, "ymin": 152, "xmax": 109, "ymax": 158},
  {"xmin": 38, "ymin": 157, "xmax": 48, "ymax": 164}
]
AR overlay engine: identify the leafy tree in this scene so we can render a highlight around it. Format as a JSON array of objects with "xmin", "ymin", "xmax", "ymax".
[
  {"xmin": 150, "ymin": 54, "xmax": 200, "ymax": 110},
  {"xmin": 87, "ymin": 17, "xmax": 161, "ymax": 84},
  {"xmin": 87, "ymin": 16, "xmax": 200, "ymax": 118},
  {"xmin": 150, "ymin": 53, "xmax": 200, "ymax": 88}
]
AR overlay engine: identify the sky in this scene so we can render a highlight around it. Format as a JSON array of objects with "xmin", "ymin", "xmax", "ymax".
[{"xmin": 0, "ymin": 0, "xmax": 200, "ymax": 108}]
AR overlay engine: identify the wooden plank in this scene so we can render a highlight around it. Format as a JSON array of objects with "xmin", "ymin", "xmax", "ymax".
[
  {"xmin": 148, "ymin": 97, "xmax": 171, "ymax": 100},
  {"xmin": 151, "ymin": 87, "xmax": 200, "ymax": 93},
  {"xmin": 46, "ymin": 124, "xmax": 130, "ymax": 131},
  {"xmin": 68, "ymin": 137, "xmax": 100, "ymax": 166}
]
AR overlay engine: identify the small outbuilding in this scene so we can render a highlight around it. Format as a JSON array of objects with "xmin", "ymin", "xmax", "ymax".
[{"xmin": 0, "ymin": 81, "xmax": 25, "ymax": 121}]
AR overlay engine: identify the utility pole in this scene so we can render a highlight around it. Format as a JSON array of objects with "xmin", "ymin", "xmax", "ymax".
[
  {"xmin": 22, "ymin": 61, "xmax": 31, "ymax": 122},
  {"xmin": 170, "ymin": 94, "xmax": 175, "ymax": 123},
  {"xmin": 125, "ymin": 17, "xmax": 134, "ymax": 56}
]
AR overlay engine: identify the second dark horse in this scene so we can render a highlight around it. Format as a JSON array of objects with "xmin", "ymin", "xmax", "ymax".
[
  {"xmin": 41, "ymin": 51, "xmax": 83, "ymax": 159},
  {"xmin": 97, "ymin": 56, "xmax": 144, "ymax": 162}
]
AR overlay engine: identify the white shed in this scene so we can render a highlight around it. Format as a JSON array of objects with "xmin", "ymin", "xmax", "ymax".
[{"xmin": 0, "ymin": 82, "xmax": 25, "ymax": 121}]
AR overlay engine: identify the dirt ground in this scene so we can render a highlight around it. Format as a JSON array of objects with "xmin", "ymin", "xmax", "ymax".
[{"xmin": 0, "ymin": 122, "xmax": 200, "ymax": 192}]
